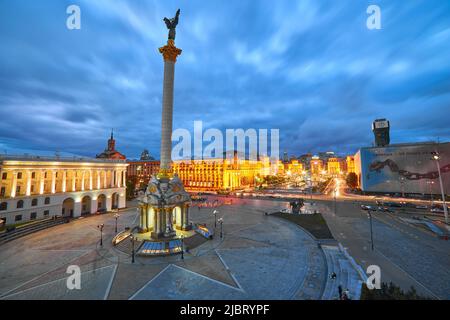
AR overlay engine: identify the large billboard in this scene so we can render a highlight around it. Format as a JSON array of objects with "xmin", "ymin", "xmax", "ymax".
[{"xmin": 358, "ymin": 142, "xmax": 450, "ymax": 195}]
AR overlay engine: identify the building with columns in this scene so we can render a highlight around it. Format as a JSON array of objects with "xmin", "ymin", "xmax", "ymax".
[{"xmin": 0, "ymin": 155, "xmax": 128, "ymax": 226}]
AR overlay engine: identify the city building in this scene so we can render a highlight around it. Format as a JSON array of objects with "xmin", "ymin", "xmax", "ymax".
[
  {"xmin": 327, "ymin": 157, "xmax": 346, "ymax": 176},
  {"xmin": 346, "ymin": 155, "xmax": 355, "ymax": 174},
  {"xmin": 354, "ymin": 141, "xmax": 449, "ymax": 196},
  {"xmin": 286, "ymin": 159, "xmax": 304, "ymax": 175},
  {"xmin": 0, "ymin": 155, "xmax": 128, "ymax": 225},
  {"xmin": 310, "ymin": 156, "xmax": 324, "ymax": 176},
  {"xmin": 172, "ymin": 154, "xmax": 271, "ymax": 192},
  {"xmin": 96, "ymin": 131, "xmax": 126, "ymax": 160},
  {"xmin": 127, "ymin": 159, "xmax": 160, "ymax": 189},
  {"xmin": 372, "ymin": 118, "xmax": 390, "ymax": 147}
]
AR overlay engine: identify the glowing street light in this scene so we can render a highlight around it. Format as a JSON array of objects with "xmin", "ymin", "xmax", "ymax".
[
  {"xmin": 218, "ymin": 217, "xmax": 224, "ymax": 239},
  {"xmin": 431, "ymin": 152, "xmax": 448, "ymax": 224},
  {"xmin": 213, "ymin": 209, "xmax": 219, "ymax": 228},
  {"xmin": 97, "ymin": 224, "xmax": 104, "ymax": 246},
  {"xmin": 114, "ymin": 213, "xmax": 120, "ymax": 233}
]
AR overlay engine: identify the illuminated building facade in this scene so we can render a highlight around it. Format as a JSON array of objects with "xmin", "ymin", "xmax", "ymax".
[
  {"xmin": 327, "ymin": 157, "xmax": 346, "ymax": 175},
  {"xmin": 286, "ymin": 160, "xmax": 304, "ymax": 175},
  {"xmin": 346, "ymin": 156, "xmax": 355, "ymax": 174},
  {"xmin": 0, "ymin": 155, "xmax": 128, "ymax": 225},
  {"xmin": 310, "ymin": 157, "xmax": 324, "ymax": 176},
  {"xmin": 127, "ymin": 160, "xmax": 160, "ymax": 189},
  {"xmin": 172, "ymin": 155, "xmax": 270, "ymax": 192}
]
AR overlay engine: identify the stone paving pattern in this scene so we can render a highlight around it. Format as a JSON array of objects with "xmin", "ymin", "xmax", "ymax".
[{"xmin": 0, "ymin": 198, "xmax": 364, "ymax": 300}]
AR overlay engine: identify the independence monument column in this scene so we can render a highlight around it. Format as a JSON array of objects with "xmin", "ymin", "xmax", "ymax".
[
  {"xmin": 137, "ymin": 9, "xmax": 191, "ymax": 241},
  {"xmin": 158, "ymin": 9, "xmax": 182, "ymax": 177}
]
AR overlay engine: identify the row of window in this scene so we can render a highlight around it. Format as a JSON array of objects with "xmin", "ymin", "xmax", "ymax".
[
  {"xmin": 4, "ymin": 210, "xmax": 51, "ymax": 223},
  {"xmin": 0, "ymin": 197, "xmax": 51, "ymax": 211}
]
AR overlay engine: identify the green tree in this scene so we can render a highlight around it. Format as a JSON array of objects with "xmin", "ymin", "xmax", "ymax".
[
  {"xmin": 126, "ymin": 177, "xmax": 136, "ymax": 200},
  {"xmin": 346, "ymin": 172, "xmax": 358, "ymax": 189},
  {"xmin": 361, "ymin": 282, "xmax": 429, "ymax": 300}
]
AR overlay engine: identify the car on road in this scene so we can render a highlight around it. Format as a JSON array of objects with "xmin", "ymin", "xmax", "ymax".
[
  {"xmin": 415, "ymin": 205, "xmax": 428, "ymax": 210},
  {"xmin": 361, "ymin": 205, "xmax": 376, "ymax": 211},
  {"xmin": 377, "ymin": 206, "xmax": 394, "ymax": 213}
]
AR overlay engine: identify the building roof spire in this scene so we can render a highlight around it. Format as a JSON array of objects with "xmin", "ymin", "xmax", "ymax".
[{"xmin": 110, "ymin": 128, "xmax": 114, "ymax": 140}]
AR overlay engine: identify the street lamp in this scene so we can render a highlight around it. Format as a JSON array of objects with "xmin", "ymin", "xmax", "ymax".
[
  {"xmin": 218, "ymin": 217, "xmax": 224, "ymax": 239},
  {"xmin": 180, "ymin": 234, "xmax": 184, "ymax": 260},
  {"xmin": 114, "ymin": 213, "xmax": 120, "ymax": 233},
  {"xmin": 427, "ymin": 180, "xmax": 435, "ymax": 207},
  {"xmin": 213, "ymin": 210, "xmax": 218, "ymax": 228},
  {"xmin": 431, "ymin": 152, "xmax": 448, "ymax": 224},
  {"xmin": 334, "ymin": 187, "xmax": 337, "ymax": 215},
  {"xmin": 97, "ymin": 224, "xmax": 104, "ymax": 247},
  {"xmin": 367, "ymin": 209, "xmax": 374, "ymax": 251},
  {"xmin": 130, "ymin": 235, "xmax": 135, "ymax": 263}
]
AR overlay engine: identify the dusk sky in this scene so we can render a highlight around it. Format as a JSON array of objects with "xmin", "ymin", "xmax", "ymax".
[{"xmin": 0, "ymin": 0, "xmax": 449, "ymax": 159}]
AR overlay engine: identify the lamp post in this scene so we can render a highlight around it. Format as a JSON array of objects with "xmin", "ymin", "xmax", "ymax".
[
  {"xmin": 218, "ymin": 217, "xmax": 223, "ymax": 239},
  {"xmin": 432, "ymin": 152, "xmax": 448, "ymax": 224},
  {"xmin": 213, "ymin": 210, "xmax": 218, "ymax": 228},
  {"xmin": 130, "ymin": 235, "xmax": 135, "ymax": 263},
  {"xmin": 180, "ymin": 234, "xmax": 184, "ymax": 260},
  {"xmin": 334, "ymin": 187, "xmax": 337, "ymax": 215},
  {"xmin": 97, "ymin": 224, "xmax": 104, "ymax": 247},
  {"xmin": 114, "ymin": 213, "xmax": 120, "ymax": 233},
  {"xmin": 399, "ymin": 177, "xmax": 405, "ymax": 198},
  {"xmin": 427, "ymin": 180, "xmax": 434, "ymax": 207},
  {"xmin": 367, "ymin": 209, "xmax": 374, "ymax": 251}
]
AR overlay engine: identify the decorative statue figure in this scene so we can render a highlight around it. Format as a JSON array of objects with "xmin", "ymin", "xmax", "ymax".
[{"xmin": 163, "ymin": 9, "xmax": 180, "ymax": 40}]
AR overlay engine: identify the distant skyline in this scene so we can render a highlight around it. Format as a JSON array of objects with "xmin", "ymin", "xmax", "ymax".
[{"xmin": 1, "ymin": 0, "xmax": 450, "ymax": 159}]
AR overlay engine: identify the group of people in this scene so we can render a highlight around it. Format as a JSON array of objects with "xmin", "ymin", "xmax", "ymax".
[{"xmin": 330, "ymin": 272, "xmax": 351, "ymax": 300}]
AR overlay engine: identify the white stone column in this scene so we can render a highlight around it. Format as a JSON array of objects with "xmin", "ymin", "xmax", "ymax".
[
  {"xmin": 97, "ymin": 170, "xmax": 101, "ymax": 189},
  {"xmin": 72, "ymin": 170, "xmax": 76, "ymax": 192},
  {"xmin": 118, "ymin": 193, "xmax": 126, "ymax": 208},
  {"xmin": 25, "ymin": 170, "xmax": 32, "ymax": 196},
  {"xmin": 10, "ymin": 171, "xmax": 17, "ymax": 198},
  {"xmin": 81, "ymin": 171, "xmax": 85, "ymax": 191},
  {"xmin": 160, "ymin": 60, "xmax": 175, "ymax": 172},
  {"xmin": 110, "ymin": 170, "xmax": 114, "ymax": 188},
  {"xmin": 89, "ymin": 170, "xmax": 93, "ymax": 190},
  {"xmin": 51, "ymin": 170, "xmax": 56, "ymax": 194},
  {"xmin": 39, "ymin": 170, "xmax": 45, "ymax": 194},
  {"xmin": 62, "ymin": 170, "xmax": 67, "ymax": 193},
  {"xmin": 73, "ymin": 201, "xmax": 82, "ymax": 218},
  {"xmin": 103, "ymin": 170, "xmax": 107, "ymax": 188},
  {"xmin": 90, "ymin": 198, "xmax": 97, "ymax": 214}
]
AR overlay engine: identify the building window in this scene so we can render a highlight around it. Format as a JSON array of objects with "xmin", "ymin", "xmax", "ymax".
[
  {"xmin": 15, "ymin": 214, "xmax": 22, "ymax": 222},
  {"xmin": 43, "ymin": 210, "xmax": 49, "ymax": 217},
  {"xmin": 30, "ymin": 212, "xmax": 37, "ymax": 220},
  {"xmin": 0, "ymin": 187, "xmax": 5, "ymax": 197},
  {"xmin": 16, "ymin": 186, "xmax": 21, "ymax": 195},
  {"xmin": 1, "ymin": 172, "xmax": 7, "ymax": 180},
  {"xmin": 17, "ymin": 172, "xmax": 22, "ymax": 179},
  {"xmin": 31, "ymin": 172, "xmax": 36, "ymax": 179},
  {"xmin": 31, "ymin": 185, "xmax": 34, "ymax": 193},
  {"xmin": 17, "ymin": 200, "xmax": 24, "ymax": 209},
  {"xmin": 44, "ymin": 197, "xmax": 50, "ymax": 205},
  {"xmin": 0, "ymin": 202, "xmax": 7, "ymax": 211},
  {"xmin": 44, "ymin": 172, "xmax": 47, "ymax": 178},
  {"xmin": 31, "ymin": 198, "xmax": 38, "ymax": 206}
]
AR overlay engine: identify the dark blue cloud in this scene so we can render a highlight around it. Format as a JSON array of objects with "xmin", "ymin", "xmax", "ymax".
[{"xmin": 0, "ymin": 0, "xmax": 449, "ymax": 159}]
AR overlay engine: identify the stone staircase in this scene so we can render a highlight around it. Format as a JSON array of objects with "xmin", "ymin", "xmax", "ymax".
[
  {"xmin": 0, "ymin": 217, "xmax": 68, "ymax": 246},
  {"xmin": 321, "ymin": 245, "xmax": 363, "ymax": 300}
]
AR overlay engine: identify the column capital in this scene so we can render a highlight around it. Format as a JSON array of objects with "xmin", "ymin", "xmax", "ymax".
[{"xmin": 159, "ymin": 39, "xmax": 182, "ymax": 62}]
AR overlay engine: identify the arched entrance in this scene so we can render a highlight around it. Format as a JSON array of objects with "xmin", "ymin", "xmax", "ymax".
[
  {"xmin": 62, "ymin": 198, "xmax": 75, "ymax": 217},
  {"xmin": 97, "ymin": 194, "xmax": 106, "ymax": 212},
  {"xmin": 111, "ymin": 192, "xmax": 119, "ymax": 209},
  {"xmin": 81, "ymin": 195, "xmax": 91, "ymax": 215}
]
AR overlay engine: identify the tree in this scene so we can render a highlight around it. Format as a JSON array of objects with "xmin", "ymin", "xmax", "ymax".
[
  {"xmin": 346, "ymin": 172, "xmax": 358, "ymax": 189},
  {"xmin": 361, "ymin": 282, "xmax": 429, "ymax": 300},
  {"xmin": 126, "ymin": 177, "xmax": 136, "ymax": 200}
]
